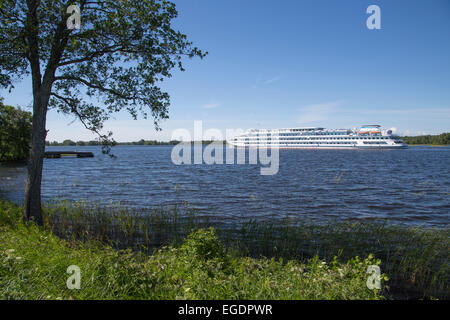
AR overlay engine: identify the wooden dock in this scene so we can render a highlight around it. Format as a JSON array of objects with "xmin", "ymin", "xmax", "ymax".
[{"xmin": 44, "ymin": 151, "xmax": 94, "ymax": 158}]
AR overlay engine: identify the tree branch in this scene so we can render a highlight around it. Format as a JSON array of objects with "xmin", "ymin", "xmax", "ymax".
[
  {"xmin": 51, "ymin": 92, "xmax": 104, "ymax": 136},
  {"xmin": 57, "ymin": 45, "xmax": 123, "ymax": 66},
  {"xmin": 53, "ymin": 75, "xmax": 135, "ymax": 100}
]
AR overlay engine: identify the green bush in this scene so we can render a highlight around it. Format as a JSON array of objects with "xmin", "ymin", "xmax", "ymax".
[{"xmin": 0, "ymin": 100, "xmax": 32, "ymax": 162}]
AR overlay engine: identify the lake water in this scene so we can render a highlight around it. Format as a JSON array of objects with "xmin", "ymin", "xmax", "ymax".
[{"xmin": 1, "ymin": 145, "xmax": 449, "ymax": 227}]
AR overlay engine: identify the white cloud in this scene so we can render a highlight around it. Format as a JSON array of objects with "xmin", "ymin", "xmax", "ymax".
[
  {"xmin": 263, "ymin": 76, "xmax": 281, "ymax": 85},
  {"xmin": 252, "ymin": 75, "xmax": 282, "ymax": 88},
  {"xmin": 297, "ymin": 100, "xmax": 345, "ymax": 124},
  {"xmin": 203, "ymin": 102, "xmax": 221, "ymax": 109}
]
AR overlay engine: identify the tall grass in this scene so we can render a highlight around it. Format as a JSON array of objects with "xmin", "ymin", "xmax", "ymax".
[
  {"xmin": 2, "ymin": 200, "xmax": 448, "ymax": 299},
  {"xmin": 1, "ymin": 201, "xmax": 383, "ymax": 300},
  {"xmin": 234, "ymin": 219, "xmax": 449, "ymax": 299},
  {"xmin": 42, "ymin": 200, "xmax": 211, "ymax": 250}
]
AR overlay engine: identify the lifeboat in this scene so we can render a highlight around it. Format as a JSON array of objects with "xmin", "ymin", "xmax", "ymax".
[{"xmin": 358, "ymin": 125, "xmax": 381, "ymax": 135}]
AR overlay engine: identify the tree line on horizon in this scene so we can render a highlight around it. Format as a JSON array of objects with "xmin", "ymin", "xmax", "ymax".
[
  {"xmin": 46, "ymin": 134, "xmax": 450, "ymax": 147},
  {"xmin": 400, "ymin": 133, "xmax": 450, "ymax": 145},
  {"xmin": 45, "ymin": 139, "xmax": 180, "ymax": 146},
  {"xmin": 45, "ymin": 139, "xmax": 225, "ymax": 146}
]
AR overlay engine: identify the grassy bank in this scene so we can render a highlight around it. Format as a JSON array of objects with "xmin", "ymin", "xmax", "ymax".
[
  {"xmin": 34, "ymin": 200, "xmax": 449, "ymax": 299},
  {"xmin": 0, "ymin": 201, "xmax": 385, "ymax": 299}
]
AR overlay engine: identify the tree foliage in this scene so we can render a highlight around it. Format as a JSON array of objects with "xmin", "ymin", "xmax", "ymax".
[
  {"xmin": 0, "ymin": 0, "xmax": 207, "ymax": 144},
  {"xmin": 401, "ymin": 133, "xmax": 450, "ymax": 145},
  {"xmin": 0, "ymin": 99, "xmax": 32, "ymax": 161}
]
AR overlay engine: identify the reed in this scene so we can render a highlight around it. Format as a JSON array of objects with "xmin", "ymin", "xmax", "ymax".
[
  {"xmin": 2, "ymin": 200, "xmax": 448, "ymax": 299},
  {"xmin": 0, "ymin": 219, "xmax": 384, "ymax": 300}
]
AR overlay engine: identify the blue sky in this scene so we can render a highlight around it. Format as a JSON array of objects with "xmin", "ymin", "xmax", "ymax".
[{"xmin": 2, "ymin": 0, "xmax": 450, "ymax": 141}]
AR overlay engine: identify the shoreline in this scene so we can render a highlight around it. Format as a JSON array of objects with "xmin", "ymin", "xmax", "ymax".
[
  {"xmin": 43, "ymin": 143, "xmax": 449, "ymax": 147},
  {"xmin": 404, "ymin": 144, "xmax": 448, "ymax": 147},
  {"xmin": 0, "ymin": 200, "xmax": 385, "ymax": 300},
  {"xmin": 1, "ymin": 200, "xmax": 448, "ymax": 300}
]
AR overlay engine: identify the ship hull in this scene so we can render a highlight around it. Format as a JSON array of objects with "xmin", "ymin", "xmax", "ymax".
[
  {"xmin": 228, "ymin": 143, "xmax": 407, "ymax": 149},
  {"xmin": 229, "ymin": 125, "xmax": 407, "ymax": 149}
]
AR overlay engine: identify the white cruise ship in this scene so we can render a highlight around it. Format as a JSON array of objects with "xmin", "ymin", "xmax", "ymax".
[{"xmin": 229, "ymin": 125, "xmax": 407, "ymax": 149}]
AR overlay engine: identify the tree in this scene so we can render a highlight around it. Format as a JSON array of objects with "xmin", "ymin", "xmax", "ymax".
[
  {"xmin": 0, "ymin": 99, "xmax": 32, "ymax": 161},
  {"xmin": 0, "ymin": 0, "xmax": 206, "ymax": 224},
  {"xmin": 62, "ymin": 139, "xmax": 76, "ymax": 146},
  {"xmin": 401, "ymin": 133, "xmax": 450, "ymax": 145}
]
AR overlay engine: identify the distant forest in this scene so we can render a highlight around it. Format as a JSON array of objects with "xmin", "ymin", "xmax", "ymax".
[
  {"xmin": 45, "ymin": 139, "xmax": 223, "ymax": 146},
  {"xmin": 400, "ymin": 133, "xmax": 450, "ymax": 145},
  {"xmin": 46, "ymin": 134, "xmax": 450, "ymax": 147}
]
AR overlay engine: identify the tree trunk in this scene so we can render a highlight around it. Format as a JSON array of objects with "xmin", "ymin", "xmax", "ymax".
[{"xmin": 23, "ymin": 87, "xmax": 50, "ymax": 225}]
